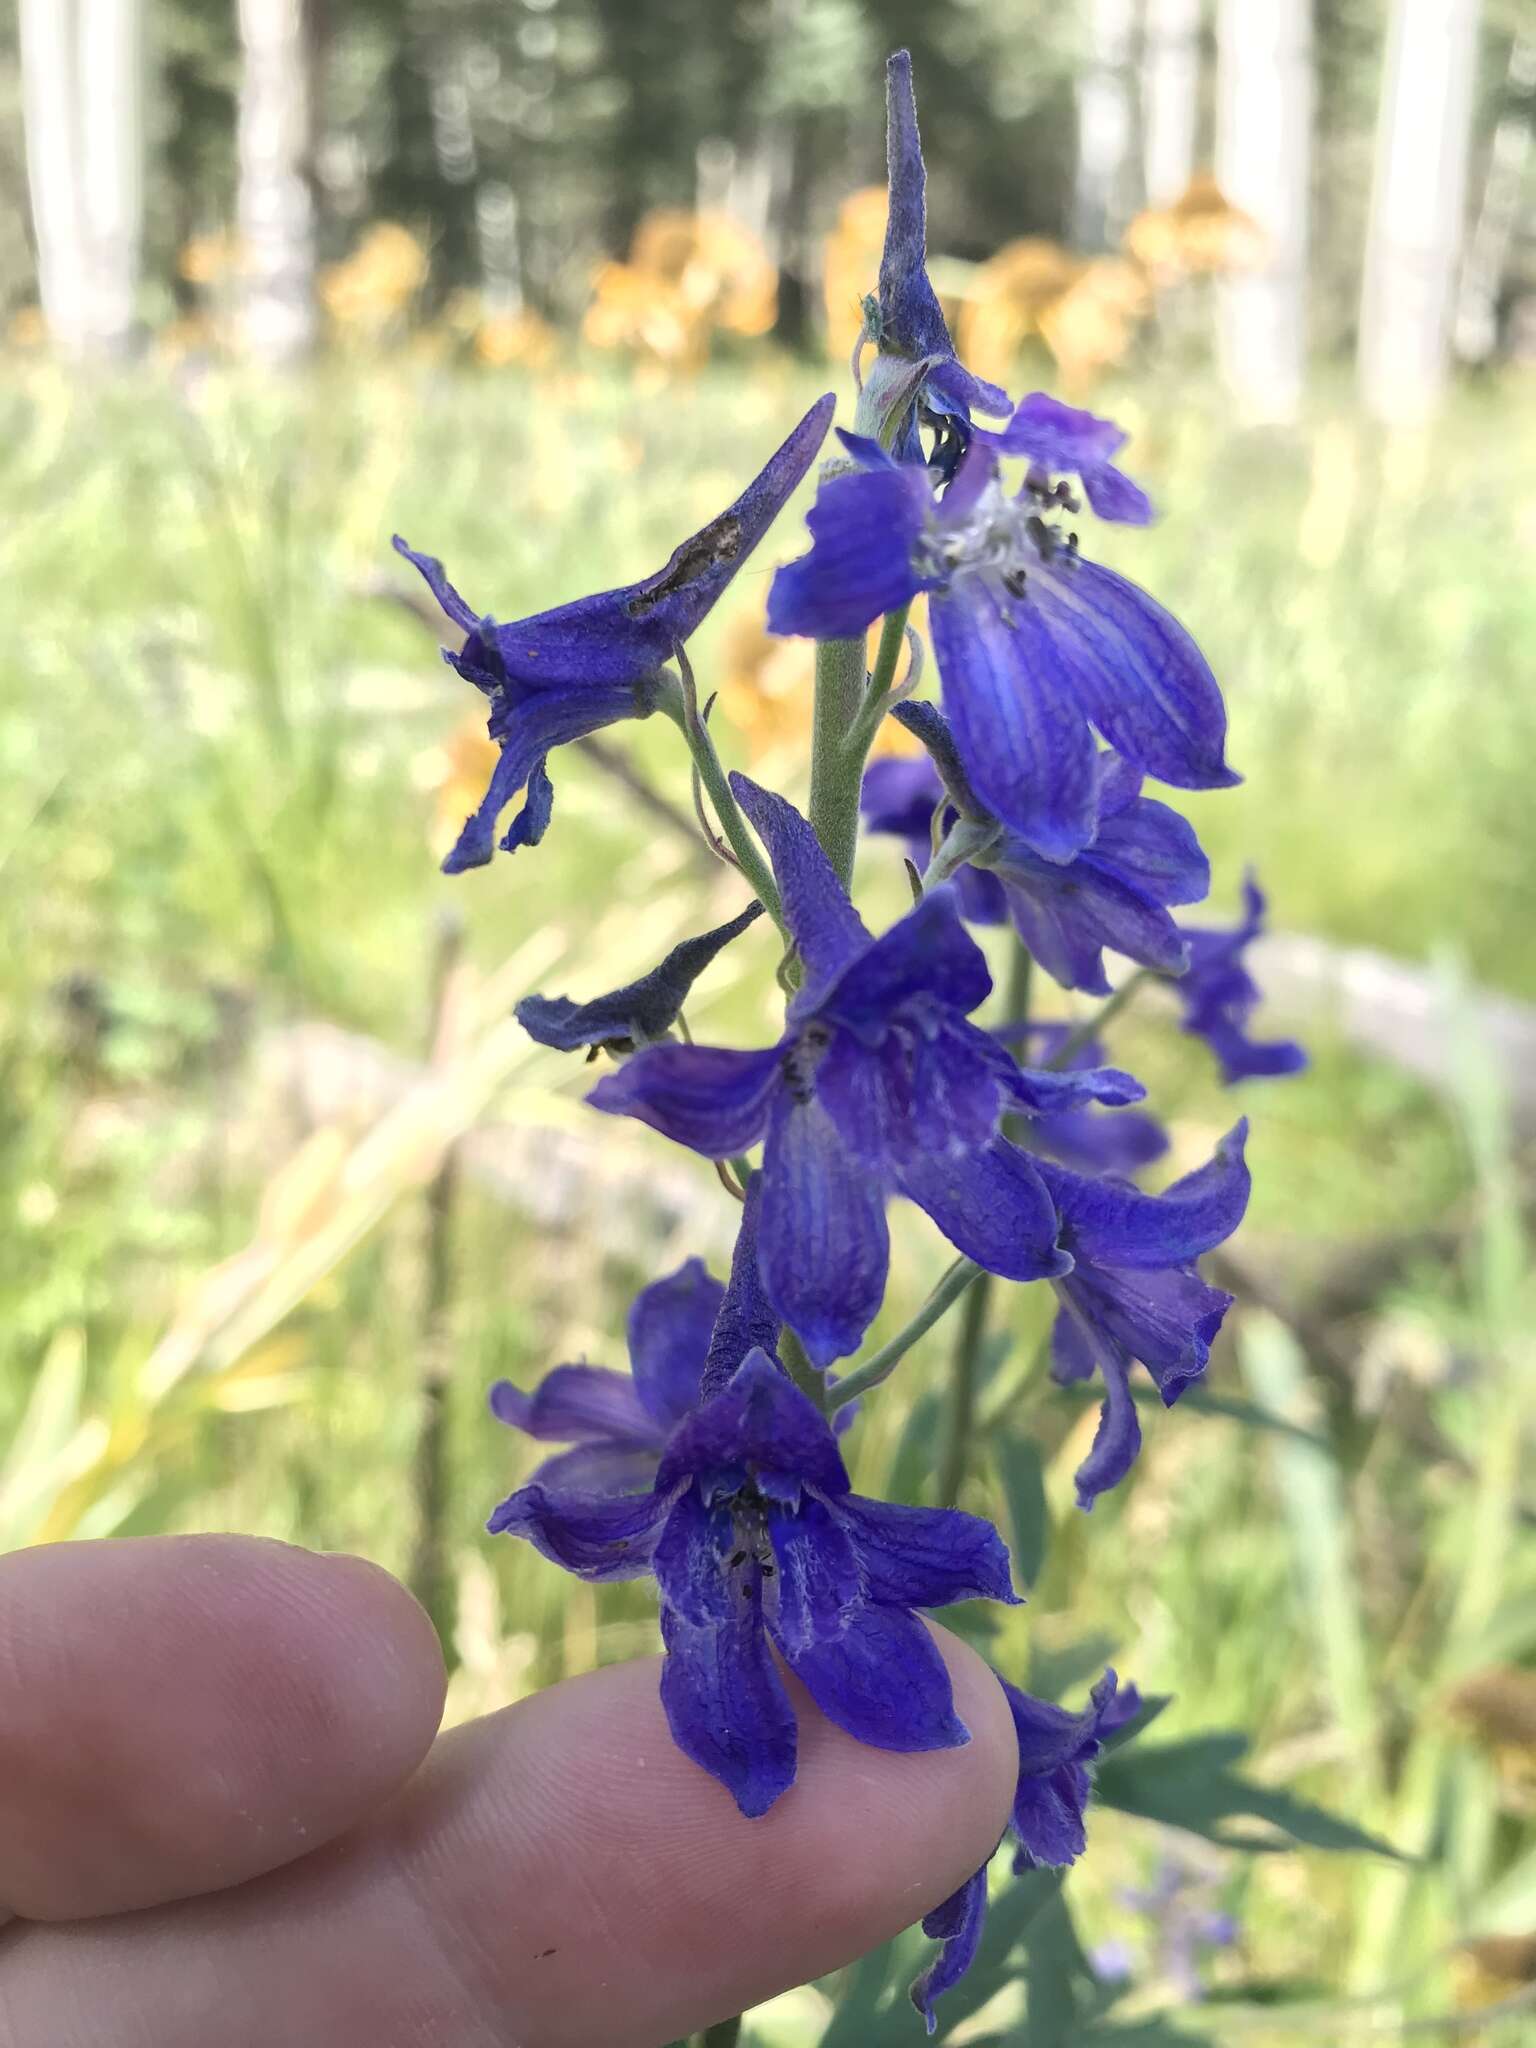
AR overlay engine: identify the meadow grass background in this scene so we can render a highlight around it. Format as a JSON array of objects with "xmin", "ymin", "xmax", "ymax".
[{"xmin": 3, "ymin": 347, "xmax": 1536, "ymax": 2041}]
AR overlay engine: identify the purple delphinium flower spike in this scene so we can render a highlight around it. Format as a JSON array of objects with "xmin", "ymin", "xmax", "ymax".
[
  {"xmin": 873, "ymin": 51, "xmax": 1011, "ymax": 456},
  {"xmin": 1038, "ymin": 1121, "xmax": 1251, "ymax": 1508},
  {"xmin": 395, "ymin": 393, "xmax": 833, "ymax": 873},
  {"xmin": 489, "ymin": 1255, "xmax": 723, "ymax": 1498},
  {"xmin": 911, "ymin": 1668, "xmax": 1129, "ymax": 2032},
  {"xmin": 492, "ymin": 1345, "xmax": 1020, "ymax": 1817},
  {"xmin": 516, "ymin": 901, "xmax": 763, "ymax": 1055},
  {"xmin": 768, "ymin": 431, "xmax": 1237, "ymax": 865},
  {"xmin": 588, "ymin": 776, "xmax": 1149, "ymax": 1365},
  {"xmin": 1177, "ymin": 873, "xmax": 1308, "ymax": 1084},
  {"xmin": 878, "ymin": 699, "xmax": 1210, "ymax": 992}
]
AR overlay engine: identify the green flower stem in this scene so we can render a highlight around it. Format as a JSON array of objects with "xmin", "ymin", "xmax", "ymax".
[
  {"xmin": 827, "ymin": 1257, "xmax": 983, "ymax": 1411},
  {"xmin": 842, "ymin": 602, "xmax": 912, "ymax": 762},
  {"xmin": 1048, "ymin": 967, "xmax": 1153, "ymax": 1068},
  {"xmin": 780, "ymin": 1327, "xmax": 829, "ymax": 1413},
  {"xmin": 699, "ymin": 2019, "xmax": 742, "ymax": 2048},
  {"xmin": 660, "ymin": 695, "xmax": 786, "ymax": 939},
  {"xmin": 808, "ymin": 634, "xmax": 870, "ymax": 887},
  {"xmin": 935, "ymin": 939, "xmax": 1034, "ymax": 1502}
]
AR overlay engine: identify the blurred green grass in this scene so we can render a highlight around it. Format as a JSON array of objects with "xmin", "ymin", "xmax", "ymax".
[{"xmin": 2, "ymin": 350, "xmax": 1535, "ymax": 2037}]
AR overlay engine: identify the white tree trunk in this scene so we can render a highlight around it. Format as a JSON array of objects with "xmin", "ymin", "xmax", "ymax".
[
  {"xmin": 237, "ymin": 0, "xmax": 318, "ymax": 366},
  {"xmin": 1075, "ymin": 0, "xmax": 1139, "ymax": 248},
  {"xmin": 1215, "ymin": 0, "xmax": 1313, "ymax": 424},
  {"xmin": 19, "ymin": 0, "xmax": 89, "ymax": 356},
  {"xmin": 1453, "ymin": 26, "xmax": 1534, "ymax": 365},
  {"xmin": 78, "ymin": 0, "xmax": 144, "ymax": 358},
  {"xmin": 1142, "ymin": 0, "xmax": 1202, "ymax": 209},
  {"xmin": 1358, "ymin": 0, "xmax": 1483, "ymax": 420}
]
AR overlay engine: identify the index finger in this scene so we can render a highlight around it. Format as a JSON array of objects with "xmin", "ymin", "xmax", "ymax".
[{"xmin": 0, "ymin": 1534, "xmax": 447, "ymax": 1920}]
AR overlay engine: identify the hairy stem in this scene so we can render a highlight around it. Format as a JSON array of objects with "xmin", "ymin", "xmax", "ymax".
[
  {"xmin": 808, "ymin": 634, "xmax": 869, "ymax": 886},
  {"xmin": 660, "ymin": 698, "xmax": 786, "ymax": 937},
  {"xmin": 828, "ymin": 1257, "xmax": 983, "ymax": 1410}
]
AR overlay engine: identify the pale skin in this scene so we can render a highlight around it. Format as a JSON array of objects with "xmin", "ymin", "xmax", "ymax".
[{"xmin": 0, "ymin": 1535, "xmax": 1016, "ymax": 2048}]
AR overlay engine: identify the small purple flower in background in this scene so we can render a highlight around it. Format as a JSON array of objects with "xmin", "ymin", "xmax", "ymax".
[
  {"xmin": 911, "ymin": 1669, "xmax": 1136, "ymax": 2032},
  {"xmin": 859, "ymin": 749, "xmax": 1008, "ymax": 925},
  {"xmin": 870, "ymin": 51, "xmax": 1012, "ymax": 458},
  {"xmin": 1100, "ymin": 1851, "xmax": 1241, "ymax": 2001},
  {"xmin": 516, "ymin": 901, "xmax": 763, "ymax": 1055},
  {"xmin": 588, "ymin": 774, "xmax": 1147, "ymax": 1365},
  {"xmin": 1013, "ymin": 1027, "xmax": 1171, "ymax": 1179},
  {"xmin": 768, "ymin": 426, "xmax": 1236, "ymax": 866},
  {"xmin": 492, "ymin": 1343, "xmax": 1020, "ymax": 1817},
  {"xmin": 1178, "ymin": 873, "xmax": 1308, "ymax": 1084},
  {"xmin": 877, "ymin": 698, "xmax": 1211, "ymax": 994},
  {"xmin": 1038, "ymin": 1122, "xmax": 1251, "ymax": 1507},
  {"xmin": 396, "ymin": 392, "xmax": 833, "ymax": 872}
]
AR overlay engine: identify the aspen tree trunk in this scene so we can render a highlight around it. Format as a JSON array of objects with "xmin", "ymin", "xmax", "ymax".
[
  {"xmin": 1358, "ymin": 0, "xmax": 1482, "ymax": 419},
  {"xmin": 1142, "ymin": 0, "xmax": 1202, "ymax": 209},
  {"xmin": 237, "ymin": 0, "xmax": 318, "ymax": 365},
  {"xmin": 19, "ymin": 0, "xmax": 89, "ymax": 356},
  {"xmin": 1453, "ymin": 26, "xmax": 1534, "ymax": 365},
  {"xmin": 1075, "ymin": 0, "xmax": 1140, "ymax": 248},
  {"xmin": 78, "ymin": 0, "xmax": 145, "ymax": 358},
  {"xmin": 1215, "ymin": 0, "xmax": 1313, "ymax": 423}
]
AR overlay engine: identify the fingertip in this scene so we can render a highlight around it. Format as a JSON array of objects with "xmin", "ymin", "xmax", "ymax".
[{"xmin": 0, "ymin": 1535, "xmax": 446, "ymax": 1919}]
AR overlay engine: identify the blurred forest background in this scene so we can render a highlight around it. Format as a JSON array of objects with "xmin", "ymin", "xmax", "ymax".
[{"xmin": 5, "ymin": 2, "xmax": 1536, "ymax": 2044}]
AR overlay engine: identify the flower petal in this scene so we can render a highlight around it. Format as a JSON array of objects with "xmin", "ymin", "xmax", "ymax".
[
  {"xmin": 1004, "ymin": 1668, "xmax": 1121, "ymax": 1866},
  {"xmin": 521, "ymin": 1441, "xmax": 662, "ymax": 1498},
  {"xmin": 488, "ymin": 1364, "xmax": 658, "ymax": 1447},
  {"xmin": 626, "ymin": 1258, "xmax": 723, "ymax": 1430},
  {"xmin": 701, "ymin": 1176, "xmax": 783, "ymax": 1398},
  {"xmin": 1059, "ymin": 1331, "xmax": 1142, "ymax": 1510},
  {"xmin": 486, "ymin": 1480, "xmax": 670, "ymax": 1578},
  {"xmin": 1005, "ymin": 1063, "xmax": 1147, "ymax": 1115},
  {"xmin": 931, "ymin": 579, "xmax": 1101, "ymax": 864},
  {"xmin": 655, "ymin": 1493, "xmax": 799, "ymax": 1818},
  {"xmin": 443, "ymin": 687, "xmax": 638, "ymax": 874},
  {"xmin": 818, "ymin": 888, "xmax": 993, "ymax": 1041},
  {"xmin": 767, "ymin": 466, "xmax": 929, "ymax": 641},
  {"xmin": 1066, "ymin": 1262, "xmax": 1235, "ymax": 1401},
  {"xmin": 897, "ymin": 1138, "xmax": 1070, "ymax": 1283},
  {"xmin": 758, "ymin": 1087, "xmax": 891, "ymax": 1366},
  {"xmin": 1033, "ymin": 1105, "xmax": 1170, "ymax": 1178},
  {"xmin": 586, "ymin": 1040, "xmax": 781, "ymax": 1157},
  {"xmin": 486, "ymin": 396, "xmax": 835, "ymax": 687},
  {"xmin": 1027, "ymin": 555, "xmax": 1238, "ymax": 792},
  {"xmin": 392, "ymin": 536, "xmax": 482, "ymax": 635},
  {"xmin": 768, "ymin": 1499, "xmax": 969, "ymax": 1752},
  {"xmin": 1037, "ymin": 1120, "xmax": 1249, "ymax": 1267},
  {"xmin": 1091, "ymin": 793, "xmax": 1210, "ymax": 908},
  {"xmin": 656, "ymin": 1348, "xmax": 849, "ymax": 1498},
  {"xmin": 838, "ymin": 1494, "xmax": 1020, "ymax": 1608},
  {"xmin": 1081, "ymin": 462, "xmax": 1154, "ymax": 526},
  {"xmin": 910, "ymin": 1863, "xmax": 990, "ymax": 2034},
  {"xmin": 729, "ymin": 776, "xmax": 871, "ymax": 1005},
  {"xmin": 516, "ymin": 902, "xmax": 763, "ymax": 1052},
  {"xmin": 986, "ymin": 392, "xmax": 1128, "ymax": 471}
]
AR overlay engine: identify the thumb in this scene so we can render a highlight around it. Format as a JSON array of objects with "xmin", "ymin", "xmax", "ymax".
[{"xmin": 0, "ymin": 1626, "xmax": 1015, "ymax": 2048}]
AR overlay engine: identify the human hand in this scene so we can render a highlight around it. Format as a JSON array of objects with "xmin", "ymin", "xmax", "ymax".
[{"xmin": 0, "ymin": 1534, "xmax": 1015, "ymax": 2047}]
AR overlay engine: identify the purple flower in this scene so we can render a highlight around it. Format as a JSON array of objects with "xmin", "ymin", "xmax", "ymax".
[
  {"xmin": 491, "ymin": 1345, "xmax": 1020, "ymax": 1818},
  {"xmin": 488, "ymin": 1255, "xmax": 724, "ymax": 1499},
  {"xmin": 1039, "ymin": 1122, "xmax": 1251, "ymax": 1508},
  {"xmin": 516, "ymin": 902, "xmax": 763, "ymax": 1055},
  {"xmin": 872, "ymin": 51, "xmax": 1011, "ymax": 458},
  {"xmin": 859, "ymin": 750, "xmax": 1008, "ymax": 925},
  {"xmin": 1178, "ymin": 873, "xmax": 1308, "ymax": 1084},
  {"xmin": 911, "ymin": 1668, "xmax": 1131, "ymax": 2032},
  {"xmin": 588, "ymin": 775, "xmax": 1147, "ymax": 1366},
  {"xmin": 768, "ymin": 429, "xmax": 1236, "ymax": 866},
  {"xmin": 882, "ymin": 698, "xmax": 1210, "ymax": 993},
  {"xmin": 396, "ymin": 394, "xmax": 833, "ymax": 873},
  {"xmin": 976, "ymin": 392, "xmax": 1154, "ymax": 526},
  {"xmin": 1015, "ymin": 1026, "xmax": 1171, "ymax": 1179}
]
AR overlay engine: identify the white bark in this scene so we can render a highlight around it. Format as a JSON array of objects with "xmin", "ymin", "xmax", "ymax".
[
  {"xmin": 1215, "ymin": 0, "xmax": 1313, "ymax": 424},
  {"xmin": 1453, "ymin": 27, "xmax": 1535, "ymax": 365},
  {"xmin": 78, "ymin": 0, "xmax": 144, "ymax": 357},
  {"xmin": 1142, "ymin": 0, "xmax": 1202, "ymax": 209},
  {"xmin": 1075, "ymin": 0, "xmax": 1140, "ymax": 248},
  {"xmin": 19, "ymin": 0, "xmax": 89, "ymax": 355},
  {"xmin": 1358, "ymin": 0, "xmax": 1483, "ymax": 420},
  {"xmin": 237, "ymin": 0, "xmax": 318, "ymax": 366}
]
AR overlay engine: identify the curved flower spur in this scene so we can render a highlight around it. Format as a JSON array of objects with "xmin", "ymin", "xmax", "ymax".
[{"xmin": 395, "ymin": 391, "xmax": 834, "ymax": 872}]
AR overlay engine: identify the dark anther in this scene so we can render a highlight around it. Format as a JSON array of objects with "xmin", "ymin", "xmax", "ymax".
[
  {"xmin": 1002, "ymin": 567, "xmax": 1029, "ymax": 599},
  {"xmin": 728, "ymin": 1548, "xmax": 747, "ymax": 1569}
]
